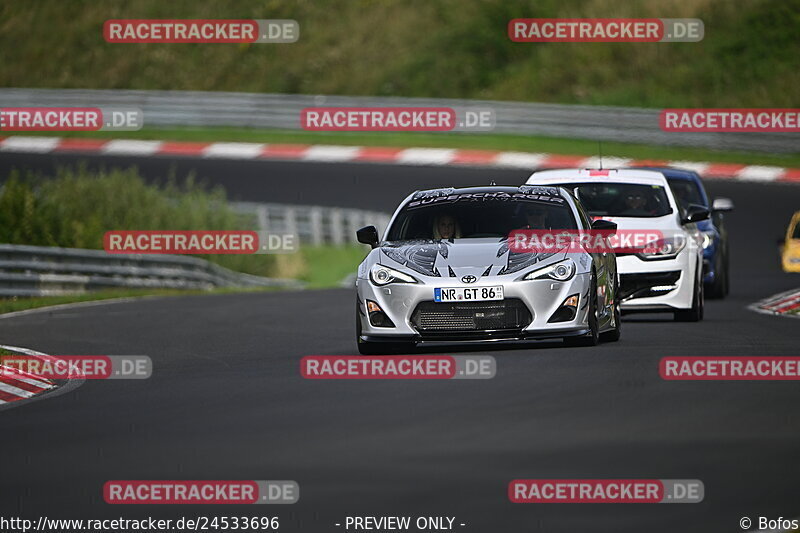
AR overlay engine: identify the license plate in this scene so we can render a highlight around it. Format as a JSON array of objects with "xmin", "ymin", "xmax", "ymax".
[{"xmin": 434, "ymin": 286, "xmax": 504, "ymax": 302}]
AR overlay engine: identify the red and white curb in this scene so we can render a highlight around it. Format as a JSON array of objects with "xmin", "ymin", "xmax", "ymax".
[
  {"xmin": 749, "ymin": 288, "xmax": 800, "ymax": 318},
  {"xmin": 1, "ymin": 135, "xmax": 799, "ymax": 184},
  {"xmin": 0, "ymin": 344, "xmax": 56, "ymax": 405}
]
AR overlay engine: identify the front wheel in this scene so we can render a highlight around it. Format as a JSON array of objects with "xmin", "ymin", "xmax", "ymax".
[
  {"xmin": 600, "ymin": 301, "xmax": 621, "ymax": 342},
  {"xmin": 706, "ymin": 252, "xmax": 728, "ymax": 299},
  {"xmin": 564, "ymin": 275, "xmax": 600, "ymax": 347},
  {"xmin": 675, "ymin": 270, "xmax": 704, "ymax": 322}
]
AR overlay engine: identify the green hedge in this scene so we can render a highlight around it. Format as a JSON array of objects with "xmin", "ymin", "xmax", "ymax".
[
  {"xmin": 0, "ymin": 167, "xmax": 277, "ymax": 277},
  {"xmin": 1, "ymin": 0, "xmax": 798, "ymax": 107}
]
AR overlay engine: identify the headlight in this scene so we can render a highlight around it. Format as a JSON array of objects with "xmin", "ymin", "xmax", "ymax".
[
  {"xmin": 635, "ymin": 236, "xmax": 686, "ymax": 261},
  {"xmin": 370, "ymin": 264, "xmax": 418, "ymax": 285},
  {"xmin": 701, "ymin": 231, "xmax": 715, "ymax": 249},
  {"xmin": 522, "ymin": 259, "xmax": 576, "ymax": 281}
]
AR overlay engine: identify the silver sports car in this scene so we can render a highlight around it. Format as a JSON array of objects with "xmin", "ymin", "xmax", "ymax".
[{"xmin": 354, "ymin": 185, "xmax": 620, "ymax": 354}]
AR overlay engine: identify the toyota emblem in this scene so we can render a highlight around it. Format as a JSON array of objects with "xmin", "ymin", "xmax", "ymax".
[{"xmin": 461, "ymin": 275, "xmax": 477, "ymax": 283}]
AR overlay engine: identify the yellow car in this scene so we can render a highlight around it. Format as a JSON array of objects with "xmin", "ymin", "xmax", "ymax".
[{"xmin": 781, "ymin": 211, "xmax": 800, "ymax": 273}]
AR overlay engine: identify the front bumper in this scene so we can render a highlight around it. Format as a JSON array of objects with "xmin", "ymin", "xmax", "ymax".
[
  {"xmin": 356, "ymin": 272, "xmax": 592, "ymax": 342},
  {"xmin": 782, "ymin": 251, "xmax": 800, "ymax": 273},
  {"xmin": 617, "ymin": 250, "xmax": 697, "ymax": 312},
  {"xmin": 360, "ymin": 328, "xmax": 591, "ymax": 346}
]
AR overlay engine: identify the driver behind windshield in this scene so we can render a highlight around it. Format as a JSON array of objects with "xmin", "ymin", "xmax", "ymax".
[
  {"xmin": 620, "ymin": 192, "xmax": 650, "ymax": 216},
  {"xmin": 521, "ymin": 206, "xmax": 549, "ymax": 229},
  {"xmin": 433, "ymin": 214, "xmax": 461, "ymax": 239}
]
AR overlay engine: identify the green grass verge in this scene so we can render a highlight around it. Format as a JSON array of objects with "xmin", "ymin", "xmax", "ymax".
[
  {"xmin": 298, "ymin": 245, "xmax": 367, "ymax": 289},
  {"xmin": 0, "ymin": 348, "xmax": 15, "ymax": 368},
  {"xmin": 0, "ymin": 287, "xmax": 283, "ymax": 315},
  {"xmin": 15, "ymin": 128, "xmax": 800, "ymax": 168}
]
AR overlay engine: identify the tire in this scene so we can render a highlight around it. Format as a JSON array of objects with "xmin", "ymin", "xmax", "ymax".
[
  {"xmin": 722, "ymin": 250, "xmax": 730, "ymax": 297},
  {"xmin": 600, "ymin": 276, "xmax": 621, "ymax": 342},
  {"xmin": 706, "ymin": 252, "xmax": 728, "ymax": 299},
  {"xmin": 565, "ymin": 274, "xmax": 600, "ymax": 347},
  {"xmin": 674, "ymin": 268, "xmax": 704, "ymax": 322}
]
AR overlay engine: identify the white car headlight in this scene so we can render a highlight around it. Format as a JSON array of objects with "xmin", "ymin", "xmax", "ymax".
[
  {"xmin": 370, "ymin": 264, "xmax": 418, "ymax": 286},
  {"xmin": 636, "ymin": 236, "xmax": 686, "ymax": 260},
  {"xmin": 701, "ymin": 231, "xmax": 715, "ymax": 249},
  {"xmin": 522, "ymin": 259, "xmax": 576, "ymax": 281}
]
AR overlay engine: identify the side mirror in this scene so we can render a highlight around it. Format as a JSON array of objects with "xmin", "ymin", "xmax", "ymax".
[
  {"xmin": 682, "ymin": 204, "xmax": 710, "ymax": 224},
  {"xmin": 591, "ymin": 219, "xmax": 618, "ymax": 234},
  {"xmin": 356, "ymin": 225, "xmax": 380, "ymax": 248},
  {"xmin": 712, "ymin": 197, "xmax": 734, "ymax": 212}
]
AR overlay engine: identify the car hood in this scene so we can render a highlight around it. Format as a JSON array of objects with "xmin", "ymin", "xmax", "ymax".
[
  {"xmin": 590, "ymin": 214, "xmax": 703, "ymax": 251},
  {"xmin": 376, "ymin": 239, "xmax": 569, "ymax": 279},
  {"xmin": 590, "ymin": 214, "xmax": 679, "ymax": 232}
]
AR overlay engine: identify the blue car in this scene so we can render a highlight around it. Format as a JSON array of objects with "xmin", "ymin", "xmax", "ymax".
[{"xmin": 633, "ymin": 167, "xmax": 734, "ymax": 298}]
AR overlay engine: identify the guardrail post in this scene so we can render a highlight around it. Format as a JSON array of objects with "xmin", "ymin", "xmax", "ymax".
[
  {"xmin": 257, "ymin": 205, "xmax": 269, "ymax": 232},
  {"xmin": 346, "ymin": 211, "xmax": 363, "ymax": 244},
  {"xmin": 284, "ymin": 206, "xmax": 299, "ymax": 242},
  {"xmin": 309, "ymin": 207, "xmax": 323, "ymax": 246},
  {"xmin": 330, "ymin": 209, "xmax": 345, "ymax": 246}
]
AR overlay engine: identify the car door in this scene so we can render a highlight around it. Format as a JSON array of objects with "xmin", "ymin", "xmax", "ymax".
[{"xmin": 574, "ymin": 197, "xmax": 615, "ymax": 317}]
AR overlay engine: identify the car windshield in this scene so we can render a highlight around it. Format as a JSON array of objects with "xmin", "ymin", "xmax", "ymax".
[
  {"xmin": 793, "ymin": 220, "xmax": 800, "ymax": 239},
  {"xmin": 386, "ymin": 194, "xmax": 578, "ymax": 241},
  {"xmin": 565, "ymin": 183, "xmax": 673, "ymax": 218},
  {"xmin": 668, "ymin": 178, "xmax": 706, "ymax": 211}
]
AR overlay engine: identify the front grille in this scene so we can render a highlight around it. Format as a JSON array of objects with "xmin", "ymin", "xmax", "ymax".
[
  {"xmin": 620, "ymin": 270, "xmax": 681, "ymax": 300},
  {"xmin": 411, "ymin": 299, "xmax": 532, "ymax": 334}
]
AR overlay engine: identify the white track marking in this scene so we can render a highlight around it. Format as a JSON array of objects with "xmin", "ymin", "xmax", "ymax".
[{"xmin": 0, "ymin": 136, "xmax": 61, "ymax": 153}]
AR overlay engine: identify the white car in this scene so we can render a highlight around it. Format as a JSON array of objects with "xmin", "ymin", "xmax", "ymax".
[{"xmin": 526, "ymin": 169, "xmax": 708, "ymax": 321}]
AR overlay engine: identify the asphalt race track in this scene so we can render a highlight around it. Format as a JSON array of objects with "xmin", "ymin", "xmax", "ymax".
[{"xmin": 1, "ymin": 152, "xmax": 799, "ymax": 532}]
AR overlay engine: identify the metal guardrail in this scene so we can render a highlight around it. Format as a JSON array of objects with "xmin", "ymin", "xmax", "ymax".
[
  {"xmin": 0, "ymin": 202, "xmax": 387, "ymax": 297},
  {"xmin": 2, "ymin": 88, "xmax": 798, "ymax": 153},
  {"xmin": 232, "ymin": 202, "xmax": 391, "ymax": 245},
  {"xmin": 0, "ymin": 243, "xmax": 302, "ymax": 297}
]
